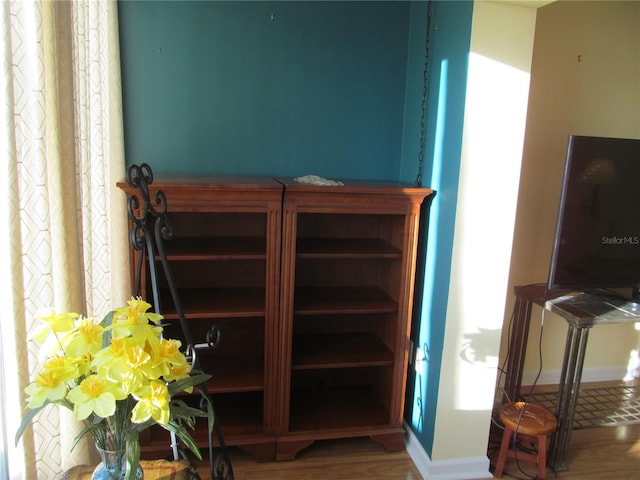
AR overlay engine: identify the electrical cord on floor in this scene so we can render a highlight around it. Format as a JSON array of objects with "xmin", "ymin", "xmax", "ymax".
[
  {"xmin": 489, "ymin": 290, "xmax": 523, "ymax": 461},
  {"xmin": 499, "ymin": 402, "xmax": 558, "ymax": 480},
  {"xmin": 511, "ymin": 302, "xmax": 548, "ymax": 480},
  {"xmin": 492, "ymin": 283, "xmax": 546, "ymax": 421},
  {"xmin": 510, "ymin": 403, "xmax": 538, "ymax": 480},
  {"xmin": 523, "ymin": 306, "xmax": 546, "ymax": 403},
  {"xmin": 494, "ymin": 283, "xmax": 554, "ymax": 480}
]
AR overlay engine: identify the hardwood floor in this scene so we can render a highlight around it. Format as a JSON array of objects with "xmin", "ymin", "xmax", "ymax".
[
  {"xmin": 193, "ymin": 378, "xmax": 640, "ymax": 480},
  {"xmin": 194, "ymin": 424, "xmax": 640, "ymax": 480},
  {"xmin": 489, "ymin": 380, "xmax": 640, "ymax": 480},
  {"xmin": 489, "ymin": 424, "xmax": 640, "ymax": 480},
  {"xmin": 195, "ymin": 438, "xmax": 422, "ymax": 480}
]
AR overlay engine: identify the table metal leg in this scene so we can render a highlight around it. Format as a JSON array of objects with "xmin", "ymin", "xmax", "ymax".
[
  {"xmin": 504, "ymin": 296, "xmax": 533, "ymax": 403},
  {"xmin": 548, "ymin": 324, "xmax": 590, "ymax": 471}
]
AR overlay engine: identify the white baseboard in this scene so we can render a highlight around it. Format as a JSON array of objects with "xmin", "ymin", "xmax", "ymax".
[
  {"xmin": 522, "ymin": 365, "xmax": 629, "ymax": 386},
  {"xmin": 404, "ymin": 423, "xmax": 430, "ymax": 478},
  {"xmin": 426, "ymin": 456, "xmax": 493, "ymax": 480},
  {"xmin": 404, "ymin": 423, "xmax": 493, "ymax": 480},
  {"xmin": 403, "ymin": 367, "xmax": 632, "ymax": 478}
]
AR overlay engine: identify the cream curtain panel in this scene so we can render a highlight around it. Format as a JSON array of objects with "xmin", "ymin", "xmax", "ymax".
[{"xmin": 0, "ymin": 1, "xmax": 129, "ymax": 478}]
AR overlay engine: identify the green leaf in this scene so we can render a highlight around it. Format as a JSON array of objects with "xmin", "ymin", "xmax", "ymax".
[
  {"xmin": 166, "ymin": 372, "xmax": 211, "ymax": 396},
  {"xmin": 201, "ymin": 393, "xmax": 215, "ymax": 435},
  {"xmin": 125, "ymin": 429, "xmax": 141, "ymax": 480},
  {"xmin": 160, "ymin": 421, "xmax": 203, "ymax": 460},
  {"xmin": 15, "ymin": 402, "xmax": 48, "ymax": 446},
  {"xmin": 100, "ymin": 310, "xmax": 115, "ymax": 348},
  {"xmin": 170, "ymin": 399, "xmax": 209, "ymax": 420},
  {"xmin": 16, "ymin": 400, "xmax": 76, "ymax": 446},
  {"xmin": 70, "ymin": 422, "xmax": 106, "ymax": 452},
  {"xmin": 131, "ymin": 418, "xmax": 155, "ymax": 433}
]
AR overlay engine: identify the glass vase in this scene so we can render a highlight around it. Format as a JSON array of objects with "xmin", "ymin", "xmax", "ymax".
[{"xmin": 92, "ymin": 447, "xmax": 143, "ymax": 480}]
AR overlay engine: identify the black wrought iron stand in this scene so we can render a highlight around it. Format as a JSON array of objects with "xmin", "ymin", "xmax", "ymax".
[{"xmin": 125, "ymin": 163, "xmax": 234, "ymax": 480}]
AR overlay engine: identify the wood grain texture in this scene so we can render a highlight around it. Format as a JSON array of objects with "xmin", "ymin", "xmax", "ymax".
[
  {"xmin": 194, "ymin": 423, "xmax": 640, "ymax": 479},
  {"xmin": 197, "ymin": 438, "xmax": 422, "ymax": 480},
  {"xmin": 490, "ymin": 424, "xmax": 640, "ymax": 479}
]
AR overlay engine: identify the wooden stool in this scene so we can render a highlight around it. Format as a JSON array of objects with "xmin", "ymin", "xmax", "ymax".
[{"xmin": 494, "ymin": 401, "xmax": 557, "ymax": 479}]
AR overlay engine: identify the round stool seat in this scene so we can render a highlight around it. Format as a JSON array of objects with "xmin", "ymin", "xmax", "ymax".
[{"xmin": 499, "ymin": 401, "xmax": 557, "ymax": 437}]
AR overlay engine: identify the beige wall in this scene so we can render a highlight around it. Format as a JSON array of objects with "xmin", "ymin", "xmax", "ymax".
[
  {"xmin": 428, "ymin": 1, "xmax": 640, "ymax": 475},
  {"xmin": 416, "ymin": 2, "xmax": 640, "ymax": 476},
  {"xmin": 504, "ymin": 1, "xmax": 640, "ymax": 385},
  {"xmin": 427, "ymin": 1, "xmax": 538, "ymax": 473}
]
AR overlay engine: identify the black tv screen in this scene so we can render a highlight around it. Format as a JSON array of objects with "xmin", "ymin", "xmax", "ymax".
[{"xmin": 548, "ymin": 135, "xmax": 640, "ymax": 293}]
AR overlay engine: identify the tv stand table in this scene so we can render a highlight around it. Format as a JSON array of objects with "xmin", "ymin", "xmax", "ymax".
[{"xmin": 504, "ymin": 284, "xmax": 640, "ymax": 471}]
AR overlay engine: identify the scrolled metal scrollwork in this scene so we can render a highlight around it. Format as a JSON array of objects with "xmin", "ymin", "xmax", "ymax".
[
  {"xmin": 126, "ymin": 163, "xmax": 172, "ymax": 249},
  {"xmin": 206, "ymin": 325, "xmax": 222, "ymax": 350},
  {"xmin": 125, "ymin": 163, "xmax": 234, "ymax": 480}
]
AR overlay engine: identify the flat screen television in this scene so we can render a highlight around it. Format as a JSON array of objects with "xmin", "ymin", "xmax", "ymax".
[{"xmin": 548, "ymin": 135, "xmax": 640, "ymax": 299}]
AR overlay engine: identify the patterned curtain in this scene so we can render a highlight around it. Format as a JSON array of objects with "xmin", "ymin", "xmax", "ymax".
[{"xmin": 0, "ymin": 1, "xmax": 130, "ymax": 478}]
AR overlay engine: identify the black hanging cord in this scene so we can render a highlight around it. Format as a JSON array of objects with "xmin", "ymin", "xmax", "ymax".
[
  {"xmin": 415, "ymin": 0, "xmax": 433, "ymax": 187},
  {"xmin": 125, "ymin": 163, "xmax": 233, "ymax": 480}
]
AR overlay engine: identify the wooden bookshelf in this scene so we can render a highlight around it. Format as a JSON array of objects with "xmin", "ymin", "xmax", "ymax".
[
  {"xmin": 119, "ymin": 175, "xmax": 433, "ymax": 463},
  {"xmin": 118, "ymin": 175, "xmax": 283, "ymax": 461},
  {"xmin": 276, "ymin": 177, "xmax": 432, "ymax": 460}
]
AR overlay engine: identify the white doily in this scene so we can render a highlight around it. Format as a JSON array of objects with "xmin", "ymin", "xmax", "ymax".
[{"xmin": 294, "ymin": 174, "xmax": 344, "ymax": 186}]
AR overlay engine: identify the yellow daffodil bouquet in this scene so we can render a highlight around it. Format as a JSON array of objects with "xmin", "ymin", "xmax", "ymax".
[{"xmin": 16, "ymin": 299, "xmax": 213, "ymax": 479}]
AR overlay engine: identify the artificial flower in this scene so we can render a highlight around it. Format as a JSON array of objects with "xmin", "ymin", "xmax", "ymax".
[
  {"xmin": 33, "ymin": 309, "xmax": 79, "ymax": 343},
  {"xmin": 24, "ymin": 356, "xmax": 78, "ymax": 408},
  {"xmin": 131, "ymin": 379, "xmax": 170, "ymax": 425},
  {"xmin": 67, "ymin": 374, "xmax": 119, "ymax": 420},
  {"xmin": 16, "ymin": 300, "xmax": 213, "ymax": 480},
  {"xmin": 62, "ymin": 317, "xmax": 104, "ymax": 357},
  {"xmin": 110, "ymin": 298, "xmax": 162, "ymax": 342}
]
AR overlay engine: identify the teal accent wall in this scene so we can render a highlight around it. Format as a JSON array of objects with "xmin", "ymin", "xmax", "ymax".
[
  {"xmin": 399, "ymin": 2, "xmax": 427, "ymax": 186},
  {"xmin": 118, "ymin": 1, "xmax": 412, "ymax": 180},
  {"xmin": 405, "ymin": 1, "xmax": 473, "ymax": 455},
  {"xmin": 118, "ymin": 0, "xmax": 474, "ymax": 459}
]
